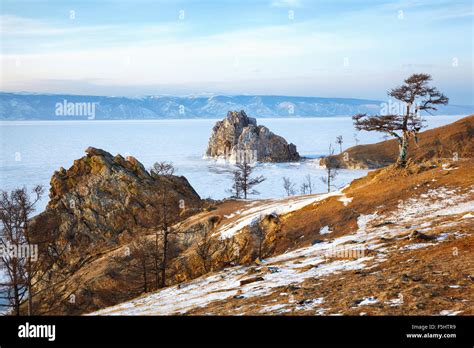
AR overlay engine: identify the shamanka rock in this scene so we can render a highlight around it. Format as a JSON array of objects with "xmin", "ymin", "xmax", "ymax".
[{"xmin": 206, "ymin": 110, "xmax": 300, "ymax": 163}]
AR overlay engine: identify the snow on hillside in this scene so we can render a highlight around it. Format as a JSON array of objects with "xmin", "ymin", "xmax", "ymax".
[
  {"xmin": 216, "ymin": 191, "xmax": 344, "ymax": 238},
  {"xmin": 91, "ymin": 185, "xmax": 473, "ymax": 316}
]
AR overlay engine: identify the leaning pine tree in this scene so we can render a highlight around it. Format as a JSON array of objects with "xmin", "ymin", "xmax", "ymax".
[{"xmin": 353, "ymin": 73, "xmax": 448, "ymax": 167}]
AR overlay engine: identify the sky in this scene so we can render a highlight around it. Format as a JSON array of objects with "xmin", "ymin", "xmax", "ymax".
[{"xmin": 0, "ymin": 0, "xmax": 473, "ymax": 104}]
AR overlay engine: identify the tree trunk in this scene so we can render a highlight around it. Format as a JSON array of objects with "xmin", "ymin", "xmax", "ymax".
[
  {"xmin": 154, "ymin": 232, "xmax": 160, "ymax": 289},
  {"xmin": 397, "ymin": 133, "xmax": 409, "ymax": 167},
  {"xmin": 327, "ymin": 172, "xmax": 331, "ymax": 193},
  {"xmin": 27, "ymin": 260, "xmax": 33, "ymax": 316},
  {"xmin": 160, "ymin": 231, "xmax": 168, "ymax": 288},
  {"xmin": 13, "ymin": 282, "xmax": 20, "ymax": 316},
  {"xmin": 12, "ymin": 262, "xmax": 21, "ymax": 316},
  {"xmin": 143, "ymin": 260, "xmax": 148, "ymax": 293}
]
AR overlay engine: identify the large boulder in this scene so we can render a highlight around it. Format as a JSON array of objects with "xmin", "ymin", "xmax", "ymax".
[
  {"xmin": 206, "ymin": 110, "xmax": 300, "ymax": 163},
  {"xmin": 31, "ymin": 147, "xmax": 202, "ymax": 258}
]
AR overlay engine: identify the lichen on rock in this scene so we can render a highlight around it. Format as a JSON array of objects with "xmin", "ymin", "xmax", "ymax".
[{"xmin": 35, "ymin": 147, "xmax": 202, "ymax": 256}]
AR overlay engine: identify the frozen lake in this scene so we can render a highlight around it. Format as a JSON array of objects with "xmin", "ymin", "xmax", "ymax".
[{"xmin": 0, "ymin": 115, "xmax": 466, "ymax": 214}]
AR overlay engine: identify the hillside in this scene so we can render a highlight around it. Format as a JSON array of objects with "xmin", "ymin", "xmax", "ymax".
[
  {"xmin": 21, "ymin": 115, "xmax": 474, "ymax": 316},
  {"xmin": 91, "ymin": 158, "xmax": 474, "ymax": 316},
  {"xmin": 1, "ymin": 92, "xmax": 473, "ymax": 120},
  {"xmin": 321, "ymin": 114, "xmax": 474, "ymax": 169}
]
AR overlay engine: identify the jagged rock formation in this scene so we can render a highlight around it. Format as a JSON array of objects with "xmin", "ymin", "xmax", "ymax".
[
  {"xmin": 32, "ymin": 147, "xmax": 202, "ymax": 258},
  {"xmin": 320, "ymin": 114, "xmax": 474, "ymax": 169},
  {"xmin": 206, "ymin": 110, "xmax": 300, "ymax": 162},
  {"xmin": 26, "ymin": 147, "xmax": 203, "ymax": 314}
]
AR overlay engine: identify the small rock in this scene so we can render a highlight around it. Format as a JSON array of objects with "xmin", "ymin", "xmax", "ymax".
[
  {"xmin": 233, "ymin": 290, "xmax": 244, "ymax": 299},
  {"xmin": 312, "ymin": 239, "xmax": 324, "ymax": 245},
  {"xmin": 374, "ymin": 221, "xmax": 394, "ymax": 227},
  {"xmin": 409, "ymin": 230, "xmax": 435, "ymax": 241},
  {"xmin": 240, "ymin": 276, "xmax": 264, "ymax": 286}
]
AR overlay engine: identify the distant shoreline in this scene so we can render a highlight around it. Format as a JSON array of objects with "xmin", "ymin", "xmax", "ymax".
[{"xmin": 0, "ymin": 114, "xmax": 469, "ymax": 125}]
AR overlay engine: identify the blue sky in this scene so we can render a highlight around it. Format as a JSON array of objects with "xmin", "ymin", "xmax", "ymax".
[{"xmin": 1, "ymin": 0, "xmax": 473, "ymax": 104}]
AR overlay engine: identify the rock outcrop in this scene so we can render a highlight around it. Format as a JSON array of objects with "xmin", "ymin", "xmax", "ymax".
[
  {"xmin": 206, "ymin": 110, "xmax": 300, "ymax": 163},
  {"xmin": 32, "ymin": 147, "xmax": 202, "ymax": 257},
  {"xmin": 26, "ymin": 147, "xmax": 203, "ymax": 315}
]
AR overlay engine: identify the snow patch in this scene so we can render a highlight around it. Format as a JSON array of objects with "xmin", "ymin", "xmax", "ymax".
[
  {"xmin": 358, "ymin": 297, "xmax": 378, "ymax": 306},
  {"xmin": 217, "ymin": 191, "xmax": 342, "ymax": 238},
  {"xmin": 402, "ymin": 243, "xmax": 431, "ymax": 250},
  {"xmin": 320, "ymin": 226, "xmax": 332, "ymax": 235},
  {"xmin": 338, "ymin": 195, "xmax": 353, "ymax": 206},
  {"xmin": 439, "ymin": 310, "xmax": 462, "ymax": 316}
]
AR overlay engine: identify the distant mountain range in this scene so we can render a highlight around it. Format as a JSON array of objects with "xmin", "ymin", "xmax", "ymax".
[{"xmin": 1, "ymin": 92, "xmax": 473, "ymax": 120}]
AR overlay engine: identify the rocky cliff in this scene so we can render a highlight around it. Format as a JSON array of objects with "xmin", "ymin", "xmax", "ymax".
[
  {"xmin": 27, "ymin": 147, "xmax": 203, "ymax": 314},
  {"xmin": 206, "ymin": 110, "xmax": 300, "ymax": 163},
  {"xmin": 320, "ymin": 114, "xmax": 474, "ymax": 169},
  {"xmin": 30, "ymin": 146, "xmax": 202, "ymax": 271}
]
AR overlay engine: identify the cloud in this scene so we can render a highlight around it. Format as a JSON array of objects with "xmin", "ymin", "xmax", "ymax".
[
  {"xmin": 0, "ymin": 15, "xmax": 115, "ymax": 36},
  {"xmin": 1, "ymin": 18, "xmax": 377, "ymax": 92},
  {"xmin": 0, "ymin": 14, "xmax": 183, "ymax": 43},
  {"xmin": 270, "ymin": 0, "xmax": 303, "ymax": 8},
  {"xmin": 1, "ymin": 1, "xmax": 471, "ymax": 103}
]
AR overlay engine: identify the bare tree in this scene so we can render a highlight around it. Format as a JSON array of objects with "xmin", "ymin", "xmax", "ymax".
[
  {"xmin": 0, "ymin": 189, "xmax": 27, "ymax": 315},
  {"xmin": 300, "ymin": 182, "xmax": 309, "ymax": 195},
  {"xmin": 157, "ymin": 181, "xmax": 172, "ymax": 288},
  {"xmin": 149, "ymin": 162, "xmax": 181, "ymax": 289},
  {"xmin": 195, "ymin": 226, "xmax": 221, "ymax": 273},
  {"xmin": 353, "ymin": 133, "xmax": 360, "ymax": 146},
  {"xmin": 112, "ymin": 237, "xmax": 155, "ymax": 293},
  {"xmin": 229, "ymin": 159, "xmax": 265, "ymax": 199},
  {"xmin": 135, "ymin": 238, "xmax": 155, "ymax": 293},
  {"xmin": 300, "ymin": 175, "xmax": 314, "ymax": 194},
  {"xmin": 320, "ymin": 144, "xmax": 339, "ymax": 193},
  {"xmin": 0, "ymin": 186, "xmax": 43, "ymax": 315},
  {"xmin": 282, "ymin": 177, "xmax": 296, "ymax": 196},
  {"xmin": 353, "ymin": 73, "xmax": 448, "ymax": 167},
  {"xmin": 151, "ymin": 161, "xmax": 175, "ymax": 176},
  {"xmin": 228, "ymin": 171, "xmax": 242, "ymax": 199},
  {"xmin": 336, "ymin": 135, "xmax": 344, "ymax": 153}
]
